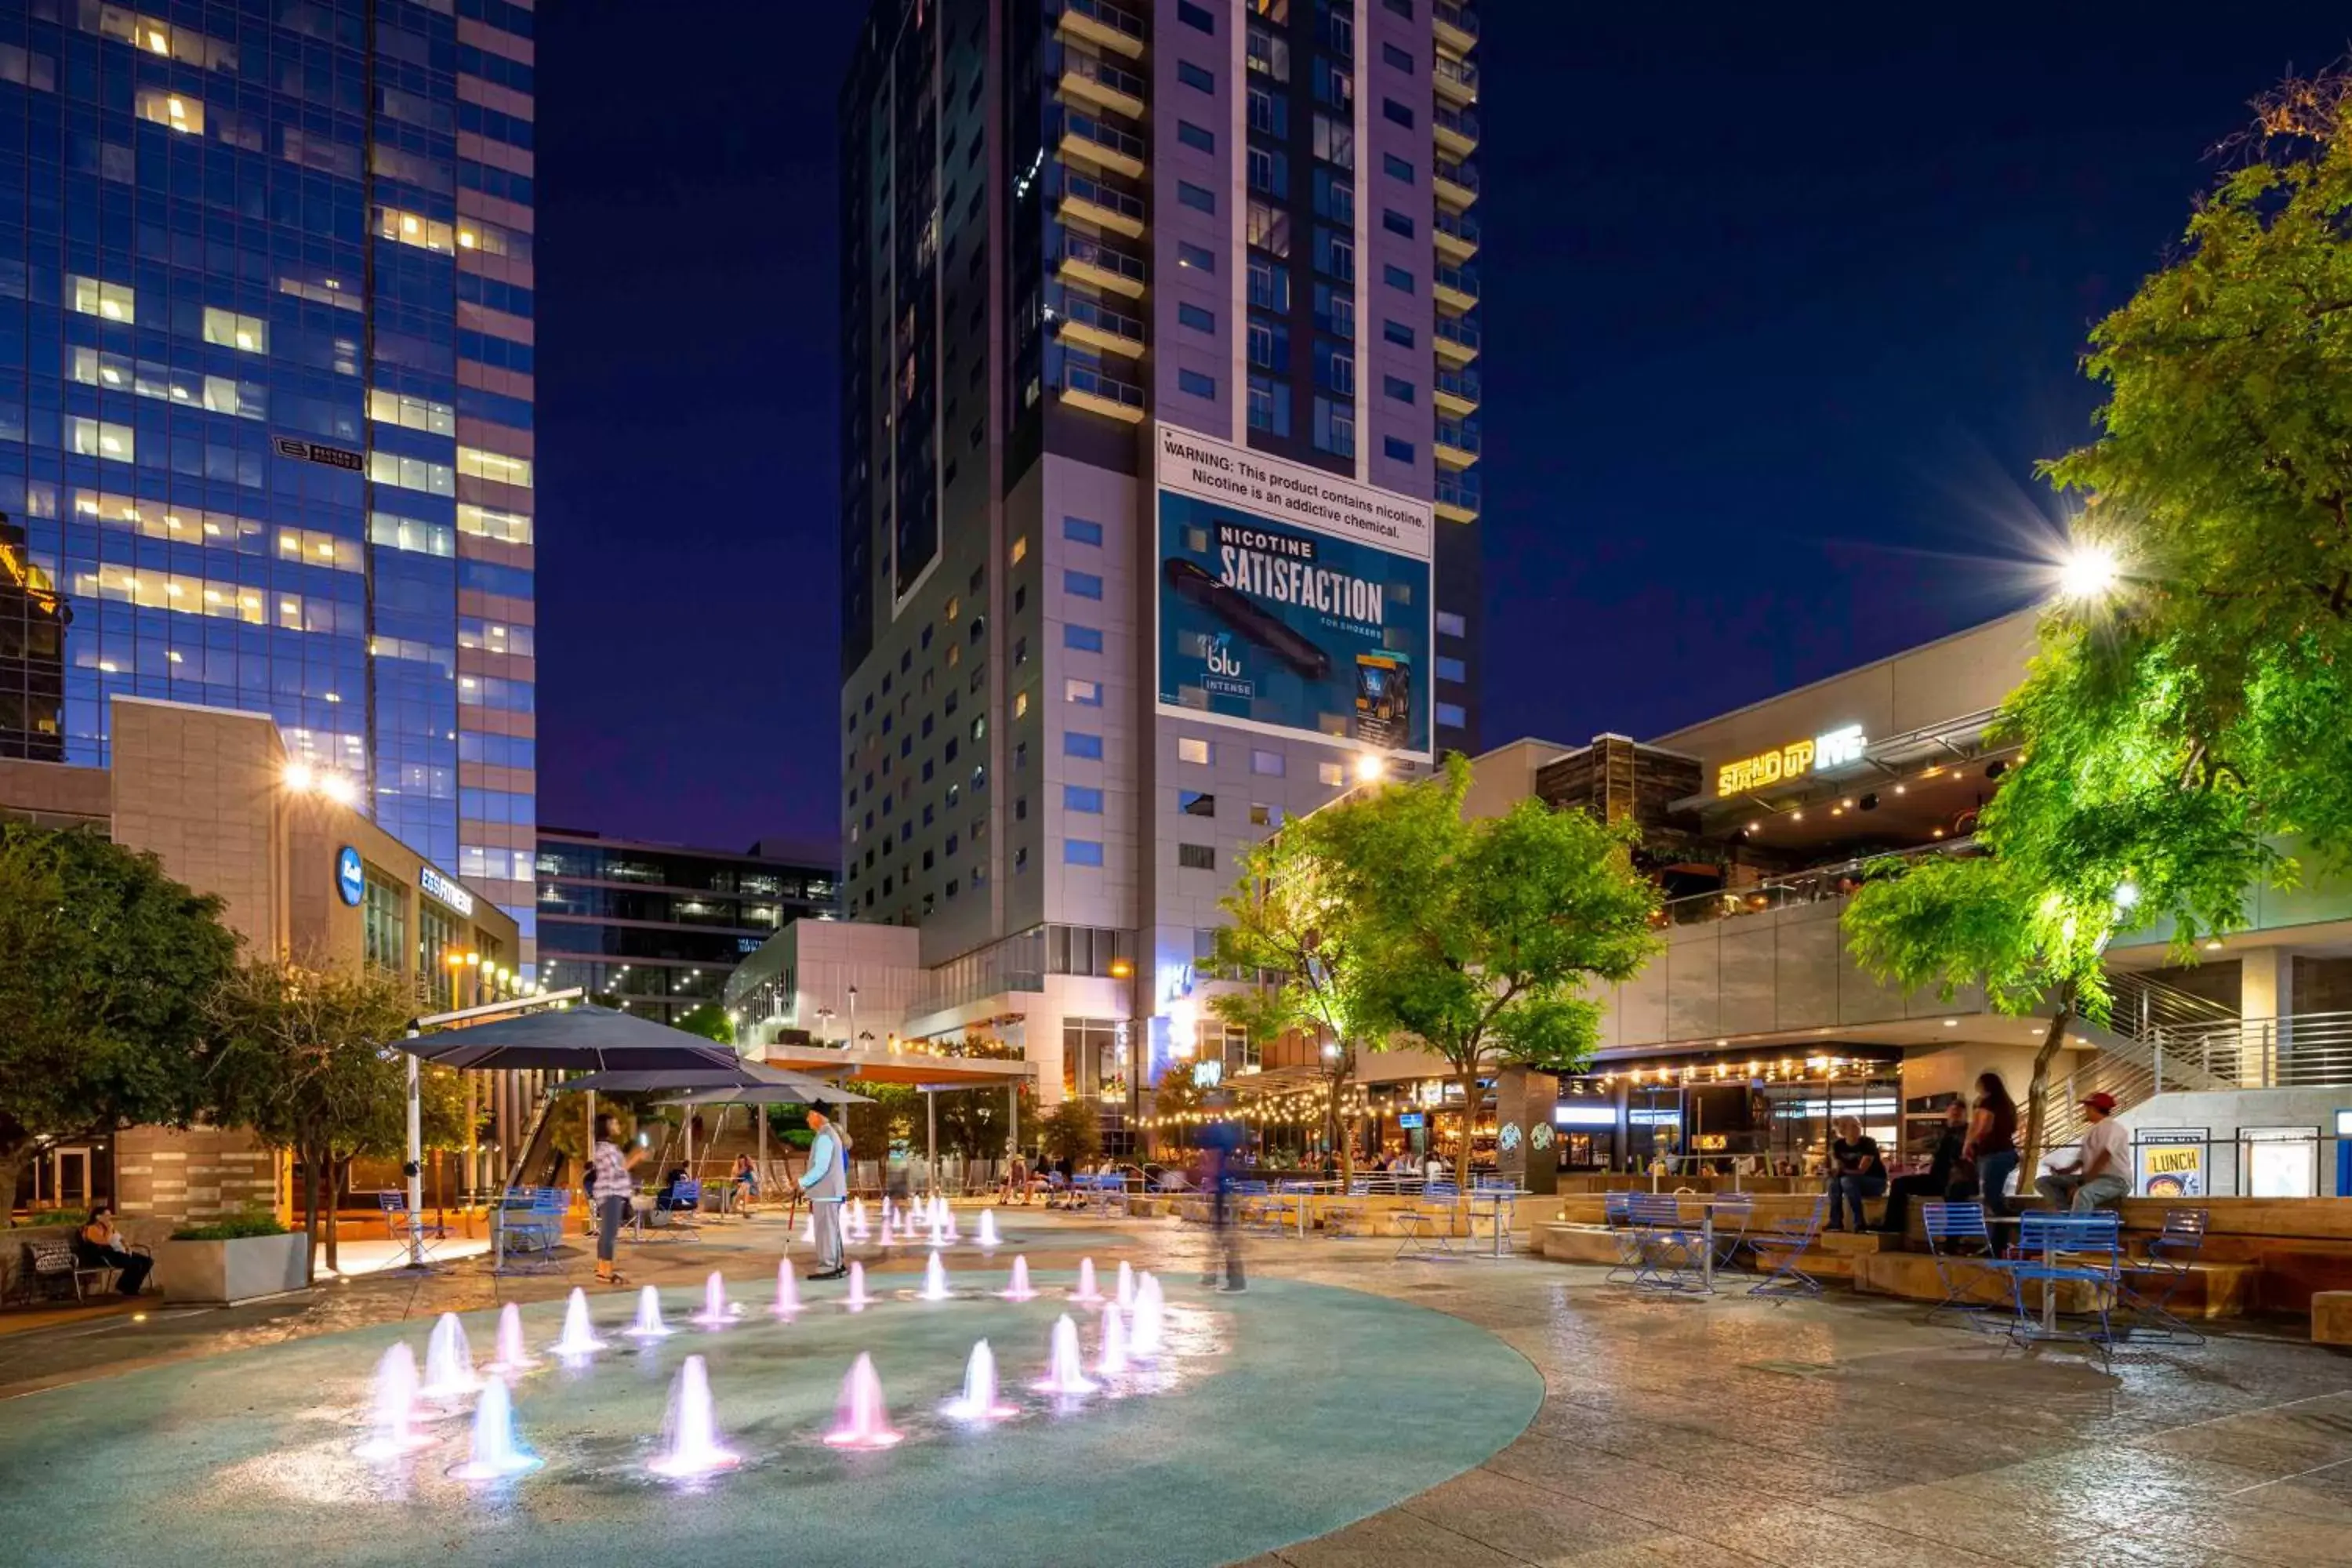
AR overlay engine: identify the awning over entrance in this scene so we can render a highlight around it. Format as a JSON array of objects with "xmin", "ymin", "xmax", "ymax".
[{"xmin": 758, "ymin": 1043, "xmax": 1037, "ymax": 1091}]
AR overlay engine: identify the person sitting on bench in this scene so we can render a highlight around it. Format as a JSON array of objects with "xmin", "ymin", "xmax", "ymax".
[
  {"xmin": 74, "ymin": 1203, "xmax": 151, "ymax": 1298},
  {"xmin": 1878, "ymin": 1100, "xmax": 1967, "ymax": 1234}
]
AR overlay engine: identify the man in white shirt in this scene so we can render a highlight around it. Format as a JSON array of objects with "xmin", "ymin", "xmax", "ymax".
[{"xmin": 2036, "ymin": 1091, "xmax": 2132, "ymax": 1212}]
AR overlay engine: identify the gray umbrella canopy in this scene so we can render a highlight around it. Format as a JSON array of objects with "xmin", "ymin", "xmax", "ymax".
[
  {"xmin": 653, "ymin": 1080, "xmax": 872, "ymax": 1108},
  {"xmin": 407, "ymin": 1004, "xmax": 747, "ymax": 1073}
]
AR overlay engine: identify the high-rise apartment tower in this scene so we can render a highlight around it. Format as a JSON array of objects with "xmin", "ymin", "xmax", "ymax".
[
  {"xmin": 838, "ymin": 0, "xmax": 1482, "ymax": 1121},
  {"xmin": 0, "ymin": 0, "xmax": 540, "ymax": 948}
]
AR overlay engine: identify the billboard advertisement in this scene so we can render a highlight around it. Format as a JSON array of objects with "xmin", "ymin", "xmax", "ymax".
[{"xmin": 1153, "ymin": 423, "xmax": 1434, "ymax": 758}]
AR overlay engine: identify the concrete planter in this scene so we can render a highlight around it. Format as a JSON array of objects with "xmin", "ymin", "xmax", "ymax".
[{"xmin": 156, "ymin": 1231, "xmax": 311, "ymax": 1305}]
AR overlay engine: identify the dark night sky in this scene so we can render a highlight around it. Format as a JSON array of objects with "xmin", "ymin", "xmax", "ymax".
[{"xmin": 529, "ymin": 4, "xmax": 2350, "ymax": 855}]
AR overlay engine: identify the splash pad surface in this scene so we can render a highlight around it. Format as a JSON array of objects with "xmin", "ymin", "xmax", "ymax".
[{"xmin": 0, "ymin": 1274, "xmax": 1539, "ymax": 1568}]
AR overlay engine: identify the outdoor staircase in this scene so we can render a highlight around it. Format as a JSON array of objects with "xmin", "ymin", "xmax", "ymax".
[{"xmin": 2039, "ymin": 970, "xmax": 2238, "ymax": 1149}]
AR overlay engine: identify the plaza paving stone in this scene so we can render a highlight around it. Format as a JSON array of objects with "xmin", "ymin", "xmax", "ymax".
[{"xmin": 3, "ymin": 1207, "xmax": 2350, "ymax": 1565}]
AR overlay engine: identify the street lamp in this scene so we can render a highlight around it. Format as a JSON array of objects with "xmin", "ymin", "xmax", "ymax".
[
  {"xmin": 1353, "ymin": 753, "xmax": 1387, "ymax": 784},
  {"xmin": 2057, "ymin": 542, "xmax": 2120, "ymax": 601}
]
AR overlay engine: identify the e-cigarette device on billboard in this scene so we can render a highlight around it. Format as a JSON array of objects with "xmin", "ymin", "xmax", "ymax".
[
  {"xmin": 1354, "ymin": 652, "xmax": 1411, "ymax": 748},
  {"xmin": 1163, "ymin": 558, "xmax": 1333, "ymax": 681}
]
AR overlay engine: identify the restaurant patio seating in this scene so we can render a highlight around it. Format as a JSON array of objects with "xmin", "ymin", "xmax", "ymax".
[
  {"xmin": 1625, "ymin": 1193, "xmax": 1708, "ymax": 1293},
  {"xmin": 1921, "ymin": 1200, "xmax": 2008, "ymax": 1327},
  {"xmin": 2004, "ymin": 1210, "xmax": 2124, "ymax": 1365},
  {"xmin": 1707, "ymin": 1192, "xmax": 1755, "ymax": 1274},
  {"xmin": 2117, "ymin": 1207, "xmax": 2209, "ymax": 1345},
  {"xmin": 492, "ymin": 1186, "xmax": 568, "ymax": 1272}
]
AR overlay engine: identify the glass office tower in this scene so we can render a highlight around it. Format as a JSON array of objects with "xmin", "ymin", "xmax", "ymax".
[
  {"xmin": 0, "ymin": 0, "xmax": 539, "ymax": 949},
  {"xmin": 838, "ymin": 0, "xmax": 1483, "ymax": 1130}
]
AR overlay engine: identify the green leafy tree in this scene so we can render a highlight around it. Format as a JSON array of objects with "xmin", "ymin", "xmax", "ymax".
[
  {"xmin": 0, "ymin": 824, "xmax": 238, "ymax": 1214},
  {"xmin": 1207, "ymin": 811, "xmax": 1376, "ymax": 1184},
  {"xmin": 1847, "ymin": 71, "xmax": 2352, "ymax": 1172},
  {"xmin": 673, "ymin": 1004, "xmax": 735, "ymax": 1046},
  {"xmin": 1326, "ymin": 756, "xmax": 1661, "ymax": 1187},
  {"xmin": 206, "ymin": 958, "xmax": 464, "ymax": 1279},
  {"xmin": 1039, "ymin": 1096, "xmax": 1102, "ymax": 1167}
]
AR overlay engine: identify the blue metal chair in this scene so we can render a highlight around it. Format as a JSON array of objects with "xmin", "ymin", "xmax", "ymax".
[
  {"xmin": 1748, "ymin": 1196, "xmax": 1828, "ymax": 1301},
  {"xmin": 2005, "ymin": 1210, "xmax": 2124, "ymax": 1363},
  {"xmin": 2118, "ymin": 1207, "xmax": 2210, "ymax": 1345},
  {"xmin": 1708, "ymin": 1193, "xmax": 1755, "ymax": 1275},
  {"xmin": 1921, "ymin": 1200, "xmax": 2010, "ymax": 1327},
  {"xmin": 1626, "ymin": 1193, "xmax": 1708, "ymax": 1293},
  {"xmin": 1602, "ymin": 1192, "xmax": 1644, "ymax": 1283}
]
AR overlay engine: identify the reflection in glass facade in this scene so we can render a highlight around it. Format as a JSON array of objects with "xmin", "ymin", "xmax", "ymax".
[
  {"xmin": 535, "ymin": 828, "xmax": 841, "ymax": 1027},
  {"xmin": 0, "ymin": 0, "xmax": 539, "ymax": 948}
]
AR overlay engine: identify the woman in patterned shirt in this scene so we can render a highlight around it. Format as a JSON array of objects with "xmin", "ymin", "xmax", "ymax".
[{"xmin": 590, "ymin": 1113, "xmax": 644, "ymax": 1285}]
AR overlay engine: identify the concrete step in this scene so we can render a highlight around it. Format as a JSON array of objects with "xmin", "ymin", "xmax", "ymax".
[{"xmin": 1850, "ymin": 1250, "xmax": 2258, "ymax": 1318}]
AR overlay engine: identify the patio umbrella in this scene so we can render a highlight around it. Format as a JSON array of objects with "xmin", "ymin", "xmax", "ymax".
[
  {"xmin": 647, "ymin": 1080, "xmax": 873, "ymax": 1107},
  {"xmin": 406, "ymin": 1003, "xmax": 750, "ymax": 1073}
]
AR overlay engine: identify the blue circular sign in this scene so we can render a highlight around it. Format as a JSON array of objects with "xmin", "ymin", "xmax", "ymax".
[{"xmin": 334, "ymin": 845, "xmax": 365, "ymax": 907}]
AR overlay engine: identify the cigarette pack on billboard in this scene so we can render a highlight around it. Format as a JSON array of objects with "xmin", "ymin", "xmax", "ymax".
[{"xmin": 1152, "ymin": 423, "xmax": 1433, "ymax": 758}]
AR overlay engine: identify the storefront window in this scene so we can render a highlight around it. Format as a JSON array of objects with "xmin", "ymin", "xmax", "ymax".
[
  {"xmin": 1063, "ymin": 1018, "xmax": 1131, "ymax": 1106},
  {"xmin": 361, "ymin": 866, "xmax": 407, "ymax": 975}
]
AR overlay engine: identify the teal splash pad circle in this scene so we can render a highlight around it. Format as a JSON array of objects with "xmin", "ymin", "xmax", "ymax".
[{"xmin": 0, "ymin": 1274, "xmax": 1540, "ymax": 1567}]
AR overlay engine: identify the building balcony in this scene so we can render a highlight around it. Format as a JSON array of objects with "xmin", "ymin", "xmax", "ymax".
[
  {"xmin": 1432, "ymin": 1, "xmax": 1480, "ymax": 54},
  {"xmin": 1433, "ymin": 368, "xmax": 1481, "ymax": 418},
  {"xmin": 1058, "ymin": 0, "xmax": 1147, "ymax": 60},
  {"xmin": 1433, "ymin": 209, "xmax": 1481, "ymax": 263},
  {"xmin": 1061, "ymin": 362, "xmax": 1146, "ymax": 423},
  {"xmin": 1435, "ymin": 471, "xmax": 1482, "ymax": 523},
  {"xmin": 1434, "ymin": 263, "xmax": 1479, "ymax": 314},
  {"xmin": 1433, "ymin": 314, "xmax": 1481, "ymax": 366},
  {"xmin": 1060, "ymin": 109, "xmax": 1146, "ymax": 180},
  {"xmin": 1059, "ymin": 46, "xmax": 1147, "ymax": 119},
  {"xmin": 1434, "ymin": 419, "xmax": 1481, "ymax": 469},
  {"xmin": 1434, "ymin": 53, "xmax": 1479, "ymax": 106},
  {"xmin": 1432, "ymin": 104, "xmax": 1479, "ymax": 158},
  {"xmin": 1434, "ymin": 158, "xmax": 1479, "ymax": 211},
  {"xmin": 1058, "ymin": 168, "xmax": 1146, "ymax": 238},
  {"xmin": 1058, "ymin": 230, "xmax": 1148, "ymax": 297},
  {"xmin": 1054, "ymin": 293, "xmax": 1148, "ymax": 358}
]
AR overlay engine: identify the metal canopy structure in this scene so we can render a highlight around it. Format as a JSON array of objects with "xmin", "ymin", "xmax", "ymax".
[{"xmin": 758, "ymin": 1044, "xmax": 1037, "ymax": 1196}]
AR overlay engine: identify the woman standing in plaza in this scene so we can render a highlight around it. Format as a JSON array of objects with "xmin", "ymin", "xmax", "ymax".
[
  {"xmin": 590, "ymin": 1113, "xmax": 644, "ymax": 1286},
  {"xmin": 1960, "ymin": 1072, "xmax": 2020, "ymax": 1216}
]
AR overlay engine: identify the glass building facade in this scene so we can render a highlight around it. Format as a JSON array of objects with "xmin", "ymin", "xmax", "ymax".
[
  {"xmin": 535, "ymin": 827, "xmax": 840, "ymax": 1028},
  {"xmin": 0, "ymin": 0, "xmax": 539, "ymax": 947}
]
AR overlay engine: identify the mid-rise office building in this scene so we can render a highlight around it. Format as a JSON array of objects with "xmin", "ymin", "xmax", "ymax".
[
  {"xmin": 0, "ymin": 0, "xmax": 540, "ymax": 949},
  {"xmin": 535, "ymin": 827, "xmax": 840, "ymax": 1028},
  {"xmin": 836, "ymin": 0, "xmax": 1483, "ymax": 1123}
]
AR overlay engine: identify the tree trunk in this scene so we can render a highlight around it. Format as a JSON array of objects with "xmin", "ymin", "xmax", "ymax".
[
  {"xmin": 299, "ymin": 1142, "xmax": 322, "ymax": 1285},
  {"xmin": 0, "ymin": 1145, "xmax": 31, "ymax": 1220},
  {"xmin": 1456, "ymin": 1067, "xmax": 1482, "ymax": 1191},
  {"xmin": 1327, "ymin": 1045, "xmax": 1357, "ymax": 1189},
  {"xmin": 2015, "ymin": 983, "xmax": 2078, "ymax": 1194},
  {"xmin": 321, "ymin": 1152, "xmax": 342, "ymax": 1272}
]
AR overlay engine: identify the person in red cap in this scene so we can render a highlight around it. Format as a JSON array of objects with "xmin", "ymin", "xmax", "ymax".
[{"xmin": 2035, "ymin": 1091, "xmax": 2131, "ymax": 1212}]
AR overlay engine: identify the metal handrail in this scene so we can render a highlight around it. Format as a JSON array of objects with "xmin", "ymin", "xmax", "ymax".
[
  {"xmin": 1432, "ymin": 1, "xmax": 1481, "ymax": 38},
  {"xmin": 1436, "ymin": 263, "xmax": 1480, "ymax": 298},
  {"xmin": 1064, "ymin": 0, "xmax": 1146, "ymax": 45},
  {"xmin": 1435, "ymin": 158, "xmax": 1481, "ymax": 194},
  {"xmin": 1434, "ymin": 55, "xmax": 1480, "ymax": 97},
  {"xmin": 1435, "ymin": 209, "xmax": 1482, "ymax": 247},
  {"xmin": 1436, "ymin": 472, "xmax": 1482, "ymax": 510},
  {"xmin": 1653, "ymin": 837, "xmax": 1983, "ymax": 926},
  {"xmin": 1061, "ymin": 168, "xmax": 1145, "ymax": 224},
  {"xmin": 1435, "ymin": 316, "xmax": 1482, "ymax": 350},
  {"xmin": 1435, "ymin": 420, "xmax": 1481, "ymax": 455},
  {"xmin": 1063, "ymin": 363, "xmax": 1144, "ymax": 410},
  {"xmin": 2150, "ymin": 1012, "xmax": 2352, "ymax": 1090},
  {"xmin": 1433, "ymin": 105, "xmax": 1480, "ymax": 142},
  {"xmin": 1062, "ymin": 110, "xmax": 1145, "ymax": 163},
  {"xmin": 1057, "ymin": 294, "xmax": 1145, "ymax": 343},
  {"xmin": 1060, "ymin": 230, "xmax": 1147, "ymax": 283},
  {"xmin": 1061, "ymin": 47, "xmax": 1145, "ymax": 103},
  {"xmin": 1436, "ymin": 368, "xmax": 1481, "ymax": 403}
]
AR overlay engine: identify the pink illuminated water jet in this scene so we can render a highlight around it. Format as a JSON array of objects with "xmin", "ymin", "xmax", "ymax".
[
  {"xmin": 485, "ymin": 1301, "xmax": 536, "ymax": 1376},
  {"xmin": 354, "ymin": 1342, "xmax": 435, "ymax": 1460},
  {"xmin": 843, "ymin": 1261, "xmax": 869, "ymax": 1312},
  {"xmin": 1070, "ymin": 1258, "xmax": 1103, "ymax": 1305},
  {"xmin": 419, "ymin": 1312, "xmax": 480, "ymax": 1399},
  {"xmin": 920, "ymin": 1252, "xmax": 952, "ymax": 1301},
  {"xmin": 1034, "ymin": 1314, "xmax": 1098, "ymax": 1396},
  {"xmin": 1000, "ymin": 1254, "xmax": 1037, "ymax": 1301},
  {"xmin": 976, "ymin": 1208, "xmax": 1001, "ymax": 1248},
  {"xmin": 647, "ymin": 1354, "xmax": 740, "ymax": 1477},
  {"xmin": 691, "ymin": 1271, "xmax": 737, "ymax": 1327},
  {"xmin": 823, "ymin": 1352, "xmax": 904, "ymax": 1449},
  {"xmin": 1116, "ymin": 1259, "xmax": 1136, "ymax": 1309},
  {"xmin": 625, "ymin": 1284, "xmax": 673, "ymax": 1339},
  {"xmin": 1131, "ymin": 1271, "xmax": 1167, "ymax": 1357},
  {"xmin": 446, "ymin": 1375, "xmax": 539, "ymax": 1480},
  {"xmin": 551, "ymin": 1287, "xmax": 607, "ymax": 1357},
  {"xmin": 799, "ymin": 1211, "xmax": 815, "ymax": 1246},
  {"xmin": 771, "ymin": 1259, "xmax": 801, "ymax": 1317},
  {"xmin": 944, "ymin": 1338, "xmax": 1017, "ymax": 1421},
  {"xmin": 1097, "ymin": 1302, "xmax": 1130, "ymax": 1376}
]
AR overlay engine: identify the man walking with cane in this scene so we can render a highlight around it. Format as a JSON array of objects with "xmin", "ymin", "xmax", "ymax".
[{"xmin": 799, "ymin": 1102, "xmax": 852, "ymax": 1279}]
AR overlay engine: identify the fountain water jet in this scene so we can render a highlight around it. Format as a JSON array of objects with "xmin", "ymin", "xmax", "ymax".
[
  {"xmin": 1071, "ymin": 1258, "xmax": 1103, "ymax": 1305},
  {"xmin": 1000, "ymin": 1255, "xmax": 1037, "ymax": 1301},
  {"xmin": 1116, "ymin": 1259, "xmax": 1137, "ymax": 1309},
  {"xmin": 691, "ymin": 1270, "xmax": 736, "ymax": 1327},
  {"xmin": 799, "ymin": 1211, "xmax": 815, "ymax": 1246},
  {"xmin": 1097, "ymin": 1302, "xmax": 1130, "ymax": 1377},
  {"xmin": 976, "ymin": 1208, "xmax": 1001, "ymax": 1248},
  {"xmin": 446, "ymin": 1375, "xmax": 540, "ymax": 1479},
  {"xmin": 771, "ymin": 1259, "xmax": 801, "ymax": 1317},
  {"xmin": 550, "ymin": 1287, "xmax": 608, "ymax": 1357},
  {"xmin": 944, "ymin": 1339, "xmax": 1017, "ymax": 1421},
  {"xmin": 920, "ymin": 1252, "xmax": 952, "ymax": 1301},
  {"xmin": 848, "ymin": 1196, "xmax": 869, "ymax": 1239},
  {"xmin": 485, "ymin": 1301, "xmax": 536, "ymax": 1375},
  {"xmin": 354, "ymin": 1342, "xmax": 435, "ymax": 1459},
  {"xmin": 419, "ymin": 1312, "xmax": 480, "ymax": 1399},
  {"xmin": 625, "ymin": 1284, "xmax": 673, "ymax": 1339},
  {"xmin": 822, "ymin": 1352, "xmax": 904, "ymax": 1449},
  {"xmin": 646, "ymin": 1354, "xmax": 740, "ymax": 1477},
  {"xmin": 1034, "ymin": 1314, "xmax": 1098, "ymax": 1396},
  {"xmin": 843, "ymin": 1261, "xmax": 869, "ymax": 1312},
  {"xmin": 1131, "ymin": 1272, "xmax": 1167, "ymax": 1357}
]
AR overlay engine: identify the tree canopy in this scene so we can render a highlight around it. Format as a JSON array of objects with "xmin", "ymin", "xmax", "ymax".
[
  {"xmin": 1316, "ymin": 756, "xmax": 1661, "ymax": 1182},
  {"xmin": 0, "ymin": 823, "xmax": 238, "ymax": 1210}
]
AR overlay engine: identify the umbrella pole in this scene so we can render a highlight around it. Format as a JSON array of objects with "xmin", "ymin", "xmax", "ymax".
[
  {"xmin": 757, "ymin": 1102, "xmax": 768, "ymax": 1205},
  {"xmin": 927, "ymin": 1088, "xmax": 938, "ymax": 1200},
  {"xmin": 405, "ymin": 1046, "xmax": 424, "ymax": 1269}
]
